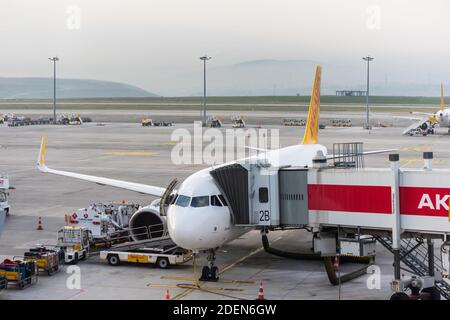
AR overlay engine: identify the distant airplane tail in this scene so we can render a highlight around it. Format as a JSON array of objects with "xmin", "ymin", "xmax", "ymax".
[
  {"xmin": 301, "ymin": 65, "xmax": 321, "ymax": 144},
  {"xmin": 441, "ymin": 83, "xmax": 445, "ymax": 112}
]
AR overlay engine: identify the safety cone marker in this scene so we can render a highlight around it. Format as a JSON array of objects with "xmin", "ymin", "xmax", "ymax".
[
  {"xmin": 165, "ymin": 289, "xmax": 171, "ymax": 300},
  {"xmin": 256, "ymin": 280, "xmax": 265, "ymax": 300},
  {"xmin": 37, "ymin": 216, "xmax": 44, "ymax": 231},
  {"xmin": 334, "ymin": 256, "xmax": 339, "ymax": 271}
]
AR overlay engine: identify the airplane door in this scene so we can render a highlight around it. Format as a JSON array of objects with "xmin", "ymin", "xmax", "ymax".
[{"xmin": 249, "ymin": 165, "xmax": 279, "ymax": 226}]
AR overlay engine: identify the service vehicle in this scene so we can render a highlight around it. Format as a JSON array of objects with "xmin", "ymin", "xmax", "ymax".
[
  {"xmin": 0, "ymin": 258, "xmax": 38, "ymax": 289},
  {"xmin": 100, "ymin": 246, "xmax": 192, "ymax": 269},
  {"xmin": 67, "ymin": 202, "xmax": 139, "ymax": 241},
  {"xmin": 141, "ymin": 118, "xmax": 153, "ymax": 126},
  {"xmin": 23, "ymin": 246, "xmax": 64, "ymax": 275},
  {"xmin": 0, "ymin": 175, "xmax": 11, "ymax": 216},
  {"xmin": 231, "ymin": 116, "xmax": 246, "ymax": 128},
  {"xmin": 208, "ymin": 116, "xmax": 222, "ymax": 128},
  {"xmin": 282, "ymin": 118, "xmax": 306, "ymax": 126},
  {"xmin": 57, "ymin": 226, "xmax": 92, "ymax": 264}
]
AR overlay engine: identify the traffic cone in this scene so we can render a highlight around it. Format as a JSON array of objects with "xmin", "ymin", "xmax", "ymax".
[
  {"xmin": 37, "ymin": 217, "xmax": 43, "ymax": 230},
  {"xmin": 256, "ymin": 281, "xmax": 265, "ymax": 300},
  {"xmin": 165, "ymin": 289, "xmax": 171, "ymax": 300},
  {"xmin": 333, "ymin": 256, "xmax": 339, "ymax": 271}
]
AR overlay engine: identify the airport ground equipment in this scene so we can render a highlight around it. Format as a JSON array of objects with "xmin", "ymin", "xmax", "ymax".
[
  {"xmin": 208, "ymin": 116, "xmax": 222, "ymax": 128},
  {"xmin": 210, "ymin": 144, "xmax": 450, "ymax": 299},
  {"xmin": 0, "ymin": 175, "xmax": 12, "ymax": 216},
  {"xmin": 231, "ymin": 116, "xmax": 245, "ymax": 128},
  {"xmin": 330, "ymin": 119, "xmax": 352, "ymax": 127},
  {"xmin": 153, "ymin": 120, "xmax": 173, "ymax": 126},
  {"xmin": 67, "ymin": 202, "xmax": 139, "ymax": 241},
  {"xmin": 57, "ymin": 226, "xmax": 92, "ymax": 264},
  {"xmin": 100, "ymin": 245, "xmax": 192, "ymax": 269},
  {"xmin": 23, "ymin": 246, "xmax": 64, "ymax": 275},
  {"xmin": 0, "ymin": 276, "xmax": 6, "ymax": 290},
  {"xmin": 0, "ymin": 259, "xmax": 38, "ymax": 289},
  {"xmin": 402, "ymin": 119, "xmax": 438, "ymax": 136},
  {"xmin": 0, "ymin": 209, "xmax": 5, "ymax": 238},
  {"xmin": 141, "ymin": 118, "xmax": 153, "ymax": 126},
  {"xmin": 282, "ymin": 118, "xmax": 305, "ymax": 126}
]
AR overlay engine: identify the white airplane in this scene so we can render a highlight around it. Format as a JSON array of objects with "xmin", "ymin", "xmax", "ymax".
[
  {"xmin": 400, "ymin": 84, "xmax": 449, "ymax": 136},
  {"xmin": 37, "ymin": 66, "xmax": 394, "ymax": 281}
]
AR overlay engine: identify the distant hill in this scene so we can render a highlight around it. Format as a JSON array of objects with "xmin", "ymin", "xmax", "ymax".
[
  {"xmin": 0, "ymin": 77, "xmax": 158, "ymax": 99},
  {"xmin": 167, "ymin": 59, "xmax": 444, "ymax": 97}
]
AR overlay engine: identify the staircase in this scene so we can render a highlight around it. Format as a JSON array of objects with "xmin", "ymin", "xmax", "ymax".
[{"xmin": 374, "ymin": 235, "xmax": 450, "ymax": 300}]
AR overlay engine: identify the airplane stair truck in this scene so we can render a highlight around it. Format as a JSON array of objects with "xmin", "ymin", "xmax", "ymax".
[{"xmin": 209, "ymin": 144, "xmax": 450, "ymax": 300}]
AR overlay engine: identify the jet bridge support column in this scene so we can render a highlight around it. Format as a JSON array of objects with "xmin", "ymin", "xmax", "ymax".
[{"xmin": 390, "ymin": 154, "xmax": 402, "ymax": 281}]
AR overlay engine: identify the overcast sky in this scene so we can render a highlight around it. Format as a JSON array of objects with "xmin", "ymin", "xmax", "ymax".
[{"xmin": 1, "ymin": 0, "xmax": 450, "ymax": 95}]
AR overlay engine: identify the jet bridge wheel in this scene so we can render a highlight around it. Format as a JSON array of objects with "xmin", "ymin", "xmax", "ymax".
[{"xmin": 390, "ymin": 292, "xmax": 410, "ymax": 300}]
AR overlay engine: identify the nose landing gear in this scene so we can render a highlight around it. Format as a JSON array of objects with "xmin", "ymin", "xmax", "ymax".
[{"xmin": 199, "ymin": 249, "xmax": 219, "ymax": 282}]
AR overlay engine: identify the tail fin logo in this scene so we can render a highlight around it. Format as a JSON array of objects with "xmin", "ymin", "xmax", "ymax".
[
  {"xmin": 441, "ymin": 83, "xmax": 445, "ymax": 112},
  {"xmin": 301, "ymin": 66, "xmax": 321, "ymax": 144}
]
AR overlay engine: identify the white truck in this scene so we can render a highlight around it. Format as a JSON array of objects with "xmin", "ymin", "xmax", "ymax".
[
  {"xmin": 67, "ymin": 202, "xmax": 139, "ymax": 240},
  {"xmin": 0, "ymin": 175, "xmax": 11, "ymax": 216},
  {"xmin": 57, "ymin": 226, "xmax": 92, "ymax": 264}
]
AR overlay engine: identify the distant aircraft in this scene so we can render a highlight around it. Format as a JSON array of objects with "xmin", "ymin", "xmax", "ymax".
[{"xmin": 401, "ymin": 84, "xmax": 449, "ymax": 136}]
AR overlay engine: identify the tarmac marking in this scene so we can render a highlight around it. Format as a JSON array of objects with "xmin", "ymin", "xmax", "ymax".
[
  {"xmin": 172, "ymin": 235, "xmax": 282, "ymax": 300},
  {"xmin": 104, "ymin": 151, "xmax": 157, "ymax": 156}
]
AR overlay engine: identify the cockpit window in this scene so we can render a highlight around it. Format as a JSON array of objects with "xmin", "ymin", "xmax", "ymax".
[
  {"xmin": 175, "ymin": 195, "xmax": 191, "ymax": 207},
  {"xmin": 218, "ymin": 194, "xmax": 228, "ymax": 206},
  {"xmin": 191, "ymin": 196, "xmax": 209, "ymax": 208},
  {"xmin": 211, "ymin": 195, "xmax": 223, "ymax": 207}
]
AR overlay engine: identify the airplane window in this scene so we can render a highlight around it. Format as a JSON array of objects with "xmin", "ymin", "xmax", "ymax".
[
  {"xmin": 191, "ymin": 196, "xmax": 209, "ymax": 207},
  {"xmin": 259, "ymin": 187, "xmax": 269, "ymax": 203},
  {"xmin": 211, "ymin": 195, "xmax": 223, "ymax": 207},
  {"xmin": 218, "ymin": 194, "xmax": 228, "ymax": 206},
  {"xmin": 175, "ymin": 195, "xmax": 191, "ymax": 207}
]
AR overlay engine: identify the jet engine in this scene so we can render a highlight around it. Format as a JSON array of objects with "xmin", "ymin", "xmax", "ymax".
[{"xmin": 128, "ymin": 200, "xmax": 166, "ymax": 240}]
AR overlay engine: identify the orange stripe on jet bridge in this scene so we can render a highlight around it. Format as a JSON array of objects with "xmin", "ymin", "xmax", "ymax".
[{"xmin": 308, "ymin": 184, "xmax": 392, "ymax": 214}]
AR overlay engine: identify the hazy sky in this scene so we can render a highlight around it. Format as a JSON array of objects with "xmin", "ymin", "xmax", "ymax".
[{"xmin": 1, "ymin": 0, "xmax": 450, "ymax": 95}]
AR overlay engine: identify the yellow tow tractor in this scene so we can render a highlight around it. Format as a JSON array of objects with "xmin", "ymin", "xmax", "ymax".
[
  {"xmin": 57, "ymin": 226, "xmax": 92, "ymax": 264},
  {"xmin": 141, "ymin": 118, "xmax": 153, "ymax": 126}
]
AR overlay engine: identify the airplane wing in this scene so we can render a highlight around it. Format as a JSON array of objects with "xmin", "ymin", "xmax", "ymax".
[
  {"xmin": 244, "ymin": 146, "xmax": 269, "ymax": 152},
  {"xmin": 394, "ymin": 115, "xmax": 422, "ymax": 121},
  {"xmin": 410, "ymin": 111, "xmax": 435, "ymax": 116},
  {"xmin": 36, "ymin": 135, "xmax": 166, "ymax": 197}
]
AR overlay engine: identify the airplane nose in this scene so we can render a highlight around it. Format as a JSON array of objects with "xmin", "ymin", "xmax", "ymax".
[{"xmin": 167, "ymin": 205, "xmax": 198, "ymax": 249}]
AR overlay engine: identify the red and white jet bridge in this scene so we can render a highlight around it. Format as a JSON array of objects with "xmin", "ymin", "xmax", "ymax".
[{"xmin": 213, "ymin": 146, "xmax": 450, "ymax": 300}]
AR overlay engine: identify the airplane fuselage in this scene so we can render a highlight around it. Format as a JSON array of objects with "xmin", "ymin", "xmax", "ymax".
[{"xmin": 167, "ymin": 143, "xmax": 327, "ymax": 251}]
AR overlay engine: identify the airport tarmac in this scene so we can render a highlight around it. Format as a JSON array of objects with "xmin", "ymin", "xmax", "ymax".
[{"xmin": 0, "ymin": 114, "xmax": 449, "ymax": 300}]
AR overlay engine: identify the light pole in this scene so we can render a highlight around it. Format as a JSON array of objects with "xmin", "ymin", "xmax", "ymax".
[
  {"xmin": 362, "ymin": 55, "xmax": 374, "ymax": 129},
  {"xmin": 200, "ymin": 55, "xmax": 211, "ymax": 127},
  {"xmin": 48, "ymin": 57, "xmax": 59, "ymax": 124}
]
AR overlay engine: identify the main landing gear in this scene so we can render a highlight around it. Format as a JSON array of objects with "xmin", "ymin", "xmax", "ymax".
[{"xmin": 199, "ymin": 249, "xmax": 219, "ymax": 282}]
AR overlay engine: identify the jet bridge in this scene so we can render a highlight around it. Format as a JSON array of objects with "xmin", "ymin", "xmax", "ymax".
[{"xmin": 210, "ymin": 148, "xmax": 450, "ymax": 299}]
